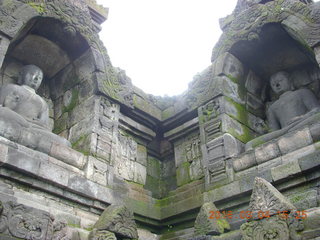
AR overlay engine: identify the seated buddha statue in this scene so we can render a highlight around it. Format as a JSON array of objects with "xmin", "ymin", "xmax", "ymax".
[
  {"xmin": 245, "ymin": 71, "xmax": 320, "ymax": 150},
  {"xmin": 0, "ymin": 65, "xmax": 70, "ymax": 153}
]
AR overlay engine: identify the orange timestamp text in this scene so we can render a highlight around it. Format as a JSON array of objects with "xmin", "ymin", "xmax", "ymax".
[{"xmin": 208, "ymin": 210, "xmax": 307, "ymax": 220}]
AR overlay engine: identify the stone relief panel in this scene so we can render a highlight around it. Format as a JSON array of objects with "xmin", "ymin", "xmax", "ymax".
[
  {"xmin": 114, "ymin": 131, "xmax": 146, "ymax": 185},
  {"xmin": 174, "ymin": 132, "xmax": 204, "ymax": 184},
  {"xmin": 0, "ymin": 201, "xmax": 72, "ymax": 240}
]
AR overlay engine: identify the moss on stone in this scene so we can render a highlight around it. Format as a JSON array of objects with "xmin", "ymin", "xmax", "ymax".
[
  {"xmin": 71, "ymin": 134, "xmax": 90, "ymax": 156},
  {"xmin": 27, "ymin": 2, "xmax": 46, "ymax": 14}
]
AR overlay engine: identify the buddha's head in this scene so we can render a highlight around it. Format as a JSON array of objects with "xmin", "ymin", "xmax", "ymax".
[
  {"xmin": 19, "ymin": 65, "xmax": 43, "ymax": 91},
  {"xmin": 270, "ymin": 71, "xmax": 293, "ymax": 95}
]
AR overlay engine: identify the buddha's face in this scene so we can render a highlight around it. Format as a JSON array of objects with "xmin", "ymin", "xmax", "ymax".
[
  {"xmin": 21, "ymin": 66, "xmax": 43, "ymax": 91},
  {"xmin": 270, "ymin": 71, "xmax": 292, "ymax": 95}
]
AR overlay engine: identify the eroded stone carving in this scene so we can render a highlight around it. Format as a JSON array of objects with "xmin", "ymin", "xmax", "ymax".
[
  {"xmin": 249, "ymin": 177, "xmax": 296, "ymax": 218},
  {"xmin": 241, "ymin": 177, "xmax": 304, "ymax": 240},
  {"xmin": 88, "ymin": 229, "xmax": 117, "ymax": 240},
  {"xmin": 92, "ymin": 204, "xmax": 138, "ymax": 239},
  {"xmin": 0, "ymin": 200, "xmax": 71, "ymax": 240},
  {"xmin": 194, "ymin": 202, "xmax": 230, "ymax": 236},
  {"xmin": 0, "ymin": 65, "xmax": 71, "ymax": 152},
  {"xmin": 246, "ymin": 71, "xmax": 320, "ymax": 150}
]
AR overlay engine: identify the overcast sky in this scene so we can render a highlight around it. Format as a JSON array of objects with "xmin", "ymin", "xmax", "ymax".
[{"xmin": 96, "ymin": 0, "xmax": 238, "ymax": 96}]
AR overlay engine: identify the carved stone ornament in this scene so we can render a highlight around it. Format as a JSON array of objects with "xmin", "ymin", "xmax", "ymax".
[
  {"xmin": 241, "ymin": 212, "xmax": 304, "ymax": 240},
  {"xmin": 194, "ymin": 202, "xmax": 230, "ymax": 236},
  {"xmin": 93, "ymin": 204, "xmax": 138, "ymax": 239},
  {"xmin": 88, "ymin": 229, "xmax": 117, "ymax": 240},
  {"xmin": 249, "ymin": 177, "xmax": 296, "ymax": 219},
  {"xmin": 241, "ymin": 177, "xmax": 304, "ymax": 240},
  {"xmin": 0, "ymin": 200, "xmax": 71, "ymax": 240}
]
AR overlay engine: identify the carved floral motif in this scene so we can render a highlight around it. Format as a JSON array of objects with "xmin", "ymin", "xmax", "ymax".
[{"xmin": 0, "ymin": 201, "xmax": 71, "ymax": 240}]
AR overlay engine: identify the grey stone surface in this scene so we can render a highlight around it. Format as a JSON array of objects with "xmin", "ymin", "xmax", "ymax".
[
  {"xmin": 246, "ymin": 71, "xmax": 320, "ymax": 150},
  {"xmin": 254, "ymin": 141, "xmax": 280, "ymax": 164},
  {"xmin": 194, "ymin": 202, "xmax": 230, "ymax": 236},
  {"xmin": 298, "ymin": 150, "xmax": 320, "ymax": 171},
  {"xmin": 93, "ymin": 204, "xmax": 138, "ymax": 239},
  {"xmin": 233, "ymin": 150, "xmax": 256, "ymax": 172},
  {"xmin": 271, "ymin": 160, "xmax": 301, "ymax": 182},
  {"xmin": 0, "ymin": 34, "xmax": 10, "ymax": 70},
  {"xmin": 212, "ymin": 52, "xmax": 244, "ymax": 81}
]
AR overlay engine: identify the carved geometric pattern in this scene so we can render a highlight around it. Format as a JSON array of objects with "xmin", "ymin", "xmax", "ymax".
[{"xmin": 94, "ymin": 205, "xmax": 138, "ymax": 239}]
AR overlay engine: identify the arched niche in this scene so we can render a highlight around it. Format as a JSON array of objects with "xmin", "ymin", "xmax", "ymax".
[
  {"xmin": 229, "ymin": 23, "xmax": 320, "ymax": 104},
  {"xmin": 0, "ymin": 17, "xmax": 98, "ymax": 140}
]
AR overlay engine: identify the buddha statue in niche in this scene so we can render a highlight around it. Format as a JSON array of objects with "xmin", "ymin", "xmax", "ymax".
[
  {"xmin": 0, "ymin": 65, "xmax": 70, "ymax": 152},
  {"xmin": 245, "ymin": 71, "xmax": 320, "ymax": 150}
]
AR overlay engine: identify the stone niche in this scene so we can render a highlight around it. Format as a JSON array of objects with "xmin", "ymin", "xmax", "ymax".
[{"xmin": 0, "ymin": 17, "xmax": 95, "ymax": 147}]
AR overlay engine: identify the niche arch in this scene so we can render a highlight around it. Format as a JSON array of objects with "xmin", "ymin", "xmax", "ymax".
[{"xmin": 0, "ymin": 16, "xmax": 102, "ymax": 140}]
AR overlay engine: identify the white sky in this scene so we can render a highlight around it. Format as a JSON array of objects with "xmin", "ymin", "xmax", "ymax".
[{"xmin": 96, "ymin": 0, "xmax": 238, "ymax": 96}]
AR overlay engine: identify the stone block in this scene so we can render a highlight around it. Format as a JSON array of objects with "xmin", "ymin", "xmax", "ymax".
[
  {"xmin": 50, "ymin": 143, "xmax": 86, "ymax": 169},
  {"xmin": 68, "ymin": 174, "xmax": 99, "ymax": 199},
  {"xmin": 176, "ymin": 163, "xmax": 191, "ymax": 187},
  {"xmin": 212, "ymin": 76, "xmax": 244, "ymax": 104},
  {"xmin": 137, "ymin": 144, "xmax": 147, "ymax": 166},
  {"xmin": 223, "ymin": 133, "xmax": 243, "ymax": 158},
  {"xmin": 233, "ymin": 150, "xmax": 256, "ymax": 172},
  {"xmin": 310, "ymin": 123, "xmax": 320, "ymax": 142},
  {"xmin": 147, "ymin": 157, "xmax": 161, "ymax": 179},
  {"xmin": 39, "ymin": 160, "xmax": 69, "ymax": 187},
  {"xmin": 212, "ymin": 52, "xmax": 244, "ymax": 81},
  {"xmin": 282, "ymin": 144, "xmax": 315, "ymax": 163},
  {"xmin": 0, "ymin": 144, "xmax": 8, "ymax": 165},
  {"xmin": 221, "ymin": 114, "xmax": 256, "ymax": 143},
  {"xmin": 0, "ymin": 34, "xmax": 10, "ymax": 69},
  {"xmin": 246, "ymin": 92, "xmax": 264, "ymax": 111},
  {"xmin": 255, "ymin": 141, "xmax": 280, "ymax": 164},
  {"xmin": 271, "ymin": 160, "xmax": 301, "ymax": 182},
  {"xmin": 210, "ymin": 181, "xmax": 241, "ymax": 202},
  {"xmin": 134, "ymin": 162, "xmax": 147, "ymax": 185},
  {"xmin": 6, "ymin": 147, "xmax": 42, "ymax": 176},
  {"xmin": 245, "ymin": 70, "xmax": 264, "ymax": 97},
  {"xmin": 278, "ymin": 128, "xmax": 312, "ymax": 154},
  {"xmin": 86, "ymin": 157, "xmax": 110, "ymax": 186},
  {"xmin": 298, "ymin": 150, "xmax": 320, "ymax": 171}
]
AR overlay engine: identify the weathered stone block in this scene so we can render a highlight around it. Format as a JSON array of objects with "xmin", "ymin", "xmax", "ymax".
[
  {"xmin": 245, "ymin": 70, "xmax": 264, "ymax": 97},
  {"xmin": 176, "ymin": 163, "xmax": 191, "ymax": 186},
  {"xmin": 278, "ymin": 128, "xmax": 312, "ymax": 154},
  {"xmin": 50, "ymin": 143, "xmax": 86, "ymax": 169},
  {"xmin": 255, "ymin": 141, "xmax": 280, "ymax": 164},
  {"xmin": 134, "ymin": 162, "xmax": 147, "ymax": 185},
  {"xmin": 271, "ymin": 160, "xmax": 301, "ymax": 182},
  {"xmin": 221, "ymin": 114, "xmax": 256, "ymax": 143},
  {"xmin": 6, "ymin": 147, "xmax": 42, "ymax": 176},
  {"xmin": 137, "ymin": 144, "xmax": 147, "ymax": 166},
  {"xmin": 39, "ymin": 160, "xmax": 69, "ymax": 187},
  {"xmin": 0, "ymin": 144, "xmax": 8, "ymax": 165},
  {"xmin": 212, "ymin": 52, "xmax": 244, "ymax": 81},
  {"xmin": 233, "ymin": 150, "xmax": 256, "ymax": 172},
  {"xmin": 0, "ymin": 34, "xmax": 10, "ymax": 69},
  {"xmin": 194, "ymin": 202, "xmax": 230, "ymax": 236},
  {"xmin": 298, "ymin": 150, "xmax": 320, "ymax": 171},
  {"xmin": 86, "ymin": 157, "xmax": 110, "ymax": 186}
]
